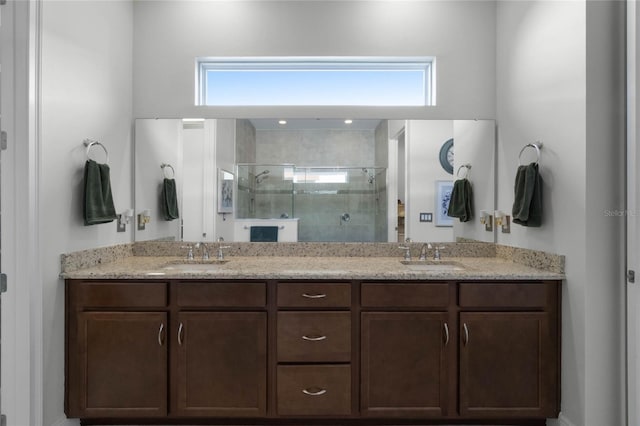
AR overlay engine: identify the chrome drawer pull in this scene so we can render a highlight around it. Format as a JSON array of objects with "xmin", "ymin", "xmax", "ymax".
[
  {"xmin": 302, "ymin": 293, "xmax": 327, "ymax": 299},
  {"xmin": 178, "ymin": 323, "xmax": 184, "ymax": 346},
  {"xmin": 158, "ymin": 323, "xmax": 165, "ymax": 346},
  {"xmin": 443, "ymin": 322, "xmax": 449, "ymax": 346},
  {"xmin": 463, "ymin": 323, "xmax": 469, "ymax": 346},
  {"xmin": 302, "ymin": 388, "xmax": 327, "ymax": 396},
  {"xmin": 302, "ymin": 335, "xmax": 327, "ymax": 341}
]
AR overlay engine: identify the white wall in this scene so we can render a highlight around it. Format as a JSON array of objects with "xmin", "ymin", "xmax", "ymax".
[
  {"xmin": 134, "ymin": 119, "xmax": 182, "ymax": 241},
  {"xmin": 132, "ymin": 0, "xmax": 496, "ymax": 120},
  {"xmin": 405, "ymin": 120, "xmax": 455, "ymax": 242},
  {"xmin": 627, "ymin": 2, "xmax": 640, "ymax": 425},
  {"xmin": 215, "ymin": 119, "xmax": 236, "ymax": 241},
  {"xmin": 583, "ymin": 2, "xmax": 626, "ymax": 425},
  {"xmin": 452, "ymin": 120, "xmax": 496, "ymax": 242},
  {"xmin": 495, "ymin": 2, "xmax": 625, "ymax": 425},
  {"xmin": 39, "ymin": 2, "xmax": 134, "ymax": 425}
]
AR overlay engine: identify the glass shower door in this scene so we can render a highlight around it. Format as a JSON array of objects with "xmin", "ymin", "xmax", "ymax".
[{"xmin": 294, "ymin": 167, "xmax": 387, "ymax": 242}]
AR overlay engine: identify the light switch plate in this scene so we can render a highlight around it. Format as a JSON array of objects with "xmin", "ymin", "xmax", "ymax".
[
  {"xmin": 116, "ymin": 215, "xmax": 126, "ymax": 232},
  {"xmin": 419, "ymin": 212, "xmax": 433, "ymax": 222}
]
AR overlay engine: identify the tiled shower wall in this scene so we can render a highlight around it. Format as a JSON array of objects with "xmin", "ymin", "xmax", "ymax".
[{"xmin": 236, "ymin": 123, "xmax": 388, "ymax": 242}]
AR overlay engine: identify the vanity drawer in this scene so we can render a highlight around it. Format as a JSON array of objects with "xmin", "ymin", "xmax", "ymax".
[
  {"xmin": 277, "ymin": 282, "xmax": 351, "ymax": 308},
  {"xmin": 277, "ymin": 365, "xmax": 351, "ymax": 416},
  {"xmin": 75, "ymin": 281, "xmax": 168, "ymax": 308},
  {"xmin": 361, "ymin": 282, "xmax": 449, "ymax": 309},
  {"xmin": 176, "ymin": 281, "xmax": 266, "ymax": 307},
  {"xmin": 277, "ymin": 312, "xmax": 351, "ymax": 362},
  {"xmin": 459, "ymin": 282, "xmax": 547, "ymax": 308}
]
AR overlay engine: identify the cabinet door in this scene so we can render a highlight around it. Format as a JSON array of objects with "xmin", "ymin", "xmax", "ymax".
[
  {"xmin": 175, "ymin": 312, "xmax": 267, "ymax": 417},
  {"xmin": 459, "ymin": 312, "xmax": 558, "ymax": 418},
  {"xmin": 361, "ymin": 312, "xmax": 450, "ymax": 417},
  {"xmin": 73, "ymin": 312, "xmax": 168, "ymax": 418}
]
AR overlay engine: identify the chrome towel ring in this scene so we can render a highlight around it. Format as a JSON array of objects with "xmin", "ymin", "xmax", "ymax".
[
  {"xmin": 457, "ymin": 164, "xmax": 472, "ymax": 178},
  {"xmin": 83, "ymin": 139, "xmax": 109, "ymax": 164},
  {"xmin": 518, "ymin": 142, "xmax": 543, "ymax": 166},
  {"xmin": 161, "ymin": 163, "xmax": 175, "ymax": 179}
]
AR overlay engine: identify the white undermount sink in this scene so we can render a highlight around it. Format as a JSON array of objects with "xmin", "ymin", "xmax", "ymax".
[
  {"xmin": 400, "ymin": 260, "xmax": 465, "ymax": 271},
  {"xmin": 161, "ymin": 260, "xmax": 228, "ymax": 273}
]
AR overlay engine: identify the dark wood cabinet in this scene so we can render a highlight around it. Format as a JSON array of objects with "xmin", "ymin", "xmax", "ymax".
[
  {"xmin": 68, "ymin": 311, "xmax": 168, "ymax": 418},
  {"xmin": 66, "ymin": 277, "xmax": 560, "ymax": 424},
  {"xmin": 459, "ymin": 312, "xmax": 558, "ymax": 418},
  {"xmin": 174, "ymin": 311, "xmax": 267, "ymax": 417},
  {"xmin": 275, "ymin": 282, "xmax": 353, "ymax": 416},
  {"xmin": 361, "ymin": 312, "xmax": 449, "ymax": 417}
]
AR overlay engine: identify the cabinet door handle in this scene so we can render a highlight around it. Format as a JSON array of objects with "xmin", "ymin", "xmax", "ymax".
[
  {"xmin": 443, "ymin": 322, "xmax": 449, "ymax": 346},
  {"xmin": 178, "ymin": 322, "xmax": 184, "ymax": 346},
  {"xmin": 302, "ymin": 293, "xmax": 327, "ymax": 299},
  {"xmin": 302, "ymin": 335, "xmax": 327, "ymax": 341},
  {"xmin": 463, "ymin": 323, "xmax": 469, "ymax": 346},
  {"xmin": 302, "ymin": 388, "xmax": 327, "ymax": 396},
  {"xmin": 158, "ymin": 323, "xmax": 165, "ymax": 346}
]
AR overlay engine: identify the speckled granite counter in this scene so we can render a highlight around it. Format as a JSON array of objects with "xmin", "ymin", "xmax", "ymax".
[{"xmin": 61, "ymin": 254, "xmax": 564, "ymax": 281}]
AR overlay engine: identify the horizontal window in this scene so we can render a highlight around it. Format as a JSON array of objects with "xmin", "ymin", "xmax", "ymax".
[{"xmin": 197, "ymin": 57, "xmax": 433, "ymax": 107}]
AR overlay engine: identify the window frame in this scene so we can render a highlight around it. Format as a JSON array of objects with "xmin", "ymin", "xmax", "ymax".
[{"xmin": 196, "ymin": 57, "xmax": 434, "ymax": 107}]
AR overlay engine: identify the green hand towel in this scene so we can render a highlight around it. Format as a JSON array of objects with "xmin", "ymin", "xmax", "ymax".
[
  {"xmin": 161, "ymin": 178, "xmax": 179, "ymax": 221},
  {"xmin": 83, "ymin": 160, "xmax": 117, "ymax": 226},
  {"xmin": 512, "ymin": 162, "xmax": 542, "ymax": 227},
  {"xmin": 447, "ymin": 178, "xmax": 474, "ymax": 222}
]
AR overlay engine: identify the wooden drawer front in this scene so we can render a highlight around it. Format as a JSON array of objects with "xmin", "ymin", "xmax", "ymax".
[
  {"xmin": 278, "ymin": 312, "xmax": 351, "ymax": 362},
  {"xmin": 459, "ymin": 282, "xmax": 547, "ymax": 308},
  {"xmin": 277, "ymin": 365, "xmax": 351, "ymax": 416},
  {"xmin": 177, "ymin": 282, "xmax": 266, "ymax": 307},
  {"xmin": 277, "ymin": 282, "xmax": 351, "ymax": 308},
  {"xmin": 77, "ymin": 282, "xmax": 167, "ymax": 308},
  {"xmin": 361, "ymin": 283, "xmax": 449, "ymax": 308}
]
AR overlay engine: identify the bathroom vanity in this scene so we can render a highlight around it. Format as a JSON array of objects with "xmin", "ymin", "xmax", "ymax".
[{"xmin": 63, "ymin": 250, "xmax": 562, "ymax": 425}]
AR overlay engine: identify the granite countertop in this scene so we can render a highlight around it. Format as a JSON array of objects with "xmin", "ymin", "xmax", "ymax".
[{"xmin": 61, "ymin": 255, "xmax": 565, "ymax": 281}]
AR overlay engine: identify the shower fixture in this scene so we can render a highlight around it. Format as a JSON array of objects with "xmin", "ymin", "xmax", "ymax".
[
  {"xmin": 255, "ymin": 170, "xmax": 270, "ymax": 184},
  {"xmin": 362, "ymin": 168, "xmax": 375, "ymax": 184}
]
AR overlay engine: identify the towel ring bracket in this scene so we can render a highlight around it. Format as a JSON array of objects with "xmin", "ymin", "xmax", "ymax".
[
  {"xmin": 456, "ymin": 164, "xmax": 472, "ymax": 178},
  {"xmin": 518, "ymin": 142, "xmax": 543, "ymax": 166},
  {"xmin": 83, "ymin": 139, "xmax": 109, "ymax": 164},
  {"xmin": 161, "ymin": 163, "xmax": 175, "ymax": 179}
]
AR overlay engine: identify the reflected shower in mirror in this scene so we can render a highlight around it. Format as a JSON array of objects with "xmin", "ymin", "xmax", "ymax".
[{"xmin": 134, "ymin": 118, "xmax": 495, "ymax": 244}]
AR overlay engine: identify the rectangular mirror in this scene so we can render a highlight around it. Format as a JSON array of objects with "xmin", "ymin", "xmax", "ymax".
[{"xmin": 134, "ymin": 118, "xmax": 495, "ymax": 243}]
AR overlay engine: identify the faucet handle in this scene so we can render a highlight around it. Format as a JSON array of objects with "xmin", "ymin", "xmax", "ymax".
[
  {"xmin": 217, "ymin": 245, "xmax": 231, "ymax": 260},
  {"xmin": 398, "ymin": 245, "xmax": 412, "ymax": 261},
  {"xmin": 180, "ymin": 245, "xmax": 194, "ymax": 260}
]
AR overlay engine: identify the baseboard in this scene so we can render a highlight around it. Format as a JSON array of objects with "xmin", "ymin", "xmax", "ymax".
[
  {"xmin": 554, "ymin": 412, "xmax": 578, "ymax": 426},
  {"xmin": 50, "ymin": 416, "xmax": 79, "ymax": 426}
]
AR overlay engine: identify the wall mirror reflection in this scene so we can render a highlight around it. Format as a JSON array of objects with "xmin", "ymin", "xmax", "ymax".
[{"xmin": 134, "ymin": 118, "xmax": 495, "ymax": 244}]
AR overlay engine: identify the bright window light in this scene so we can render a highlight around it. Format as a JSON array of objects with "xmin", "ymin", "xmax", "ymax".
[
  {"xmin": 197, "ymin": 57, "xmax": 433, "ymax": 107},
  {"xmin": 283, "ymin": 167, "xmax": 349, "ymax": 184}
]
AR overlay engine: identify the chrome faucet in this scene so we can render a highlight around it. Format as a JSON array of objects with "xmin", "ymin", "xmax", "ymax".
[
  {"xmin": 195, "ymin": 242, "xmax": 210, "ymax": 260},
  {"xmin": 427, "ymin": 243, "xmax": 445, "ymax": 260},
  {"xmin": 217, "ymin": 244, "xmax": 231, "ymax": 260},
  {"xmin": 181, "ymin": 245, "xmax": 194, "ymax": 261},
  {"xmin": 214, "ymin": 237, "xmax": 230, "ymax": 261},
  {"xmin": 419, "ymin": 244, "xmax": 429, "ymax": 261},
  {"xmin": 433, "ymin": 245, "xmax": 442, "ymax": 260}
]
